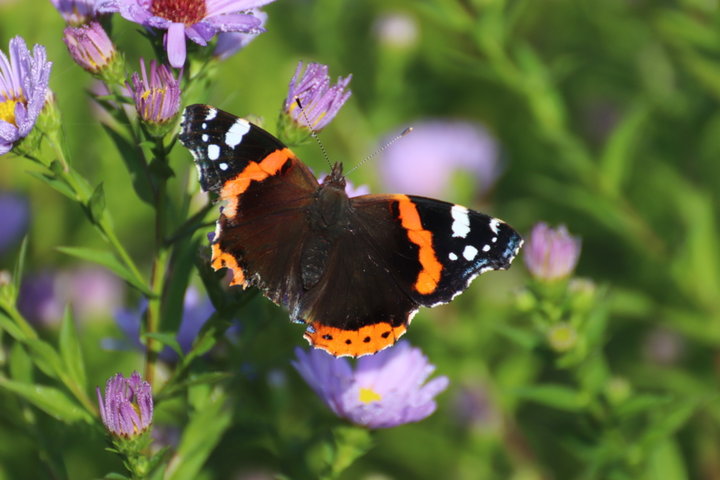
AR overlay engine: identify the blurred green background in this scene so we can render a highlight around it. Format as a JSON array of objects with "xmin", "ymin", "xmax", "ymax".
[{"xmin": 2, "ymin": 0, "xmax": 720, "ymax": 479}]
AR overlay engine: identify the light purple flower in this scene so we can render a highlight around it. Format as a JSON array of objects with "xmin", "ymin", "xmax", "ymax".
[
  {"xmin": 214, "ymin": 8, "xmax": 267, "ymax": 60},
  {"xmin": 0, "ymin": 37, "xmax": 52, "ymax": 156},
  {"xmin": 58, "ymin": 267, "xmax": 125, "ymax": 321},
  {"xmin": 108, "ymin": 286, "xmax": 214, "ymax": 361},
  {"xmin": 97, "ymin": 371, "xmax": 153, "ymax": 437},
  {"xmin": 293, "ymin": 341, "xmax": 449, "ymax": 429},
  {"xmin": 373, "ymin": 12, "xmax": 418, "ymax": 49},
  {"xmin": 524, "ymin": 222, "xmax": 582, "ymax": 280},
  {"xmin": 380, "ymin": 120, "xmax": 500, "ymax": 199},
  {"xmin": 63, "ymin": 21, "xmax": 117, "ymax": 75},
  {"xmin": 284, "ymin": 62, "xmax": 352, "ymax": 131},
  {"xmin": 128, "ymin": 59, "xmax": 180, "ymax": 127},
  {"xmin": 0, "ymin": 192, "xmax": 29, "ymax": 253},
  {"xmin": 50, "ymin": 0, "xmax": 101, "ymax": 25},
  {"xmin": 99, "ymin": 0, "xmax": 275, "ymax": 68}
]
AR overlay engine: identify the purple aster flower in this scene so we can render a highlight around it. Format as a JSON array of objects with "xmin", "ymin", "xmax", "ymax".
[
  {"xmin": 97, "ymin": 371, "xmax": 153, "ymax": 437},
  {"xmin": 99, "ymin": 0, "xmax": 275, "ymax": 68},
  {"xmin": 213, "ymin": 8, "xmax": 267, "ymax": 60},
  {"xmin": 50, "ymin": 0, "xmax": 101, "ymax": 25},
  {"xmin": 524, "ymin": 222, "xmax": 582, "ymax": 281},
  {"xmin": 283, "ymin": 61, "xmax": 352, "ymax": 131},
  {"xmin": 63, "ymin": 21, "xmax": 118, "ymax": 76},
  {"xmin": 0, "ymin": 36, "xmax": 52, "ymax": 156},
  {"xmin": 128, "ymin": 59, "xmax": 180, "ymax": 134},
  {"xmin": 293, "ymin": 341, "xmax": 449, "ymax": 429},
  {"xmin": 380, "ymin": 120, "xmax": 500, "ymax": 199},
  {"xmin": 58, "ymin": 266, "xmax": 125, "ymax": 321},
  {"xmin": 107, "ymin": 286, "xmax": 214, "ymax": 361},
  {"xmin": 0, "ymin": 192, "xmax": 29, "ymax": 254}
]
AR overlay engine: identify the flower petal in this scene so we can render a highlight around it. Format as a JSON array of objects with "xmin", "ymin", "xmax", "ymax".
[
  {"xmin": 165, "ymin": 23, "xmax": 187, "ymax": 68},
  {"xmin": 203, "ymin": 13, "xmax": 262, "ymax": 33}
]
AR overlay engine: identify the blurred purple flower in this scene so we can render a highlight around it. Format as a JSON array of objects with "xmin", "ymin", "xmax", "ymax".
[
  {"xmin": 380, "ymin": 120, "xmax": 500, "ymax": 199},
  {"xmin": 128, "ymin": 59, "xmax": 181, "ymax": 129},
  {"xmin": 18, "ymin": 267, "xmax": 125, "ymax": 325},
  {"xmin": 0, "ymin": 192, "xmax": 29, "ymax": 253},
  {"xmin": 317, "ymin": 173, "xmax": 369, "ymax": 197},
  {"xmin": 524, "ymin": 222, "xmax": 581, "ymax": 281},
  {"xmin": 59, "ymin": 266, "xmax": 125, "ymax": 321},
  {"xmin": 18, "ymin": 271, "xmax": 63, "ymax": 326},
  {"xmin": 283, "ymin": 62, "xmax": 352, "ymax": 131},
  {"xmin": 293, "ymin": 341, "xmax": 449, "ymax": 429},
  {"xmin": 373, "ymin": 12, "xmax": 418, "ymax": 49},
  {"xmin": 97, "ymin": 371, "xmax": 153, "ymax": 437},
  {"xmin": 108, "ymin": 286, "xmax": 214, "ymax": 361},
  {"xmin": 63, "ymin": 21, "xmax": 117, "ymax": 75},
  {"xmin": 213, "ymin": 8, "xmax": 267, "ymax": 60},
  {"xmin": 99, "ymin": 0, "xmax": 275, "ymax": 68},
  {"xmin": 50, "ymin": 0, "xmax": 101, "ymax": 25},
  {"xmin": 0, "ymin": 36, "xmax": 52, "ymax": 156},
  {"xmin": 452, "ymin": 384, "xmax": 500, "ymax": 431}
]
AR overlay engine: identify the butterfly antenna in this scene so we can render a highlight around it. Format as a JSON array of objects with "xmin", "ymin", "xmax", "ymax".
[
  {"xmin": 345, "ymin": 127, "xmax": 413, "ymax": 176},
  {"xmin": 295, "ymin": 97, "xmax": 332, "ymax": 171}
]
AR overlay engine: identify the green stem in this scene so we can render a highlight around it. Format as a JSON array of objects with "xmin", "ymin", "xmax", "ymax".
[{"xmin": 144, "ymin": 138, "xmax": 170, "ymax": 386}]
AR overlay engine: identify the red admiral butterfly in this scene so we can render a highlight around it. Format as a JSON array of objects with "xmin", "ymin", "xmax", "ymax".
[{"xmin": 179, "ymin": 105, "xmax": 523, "ymax": 357}]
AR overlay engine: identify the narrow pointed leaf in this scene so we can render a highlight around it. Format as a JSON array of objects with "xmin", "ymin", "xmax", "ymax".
[
  {"xmin": 56, "ymin": 246, "xmax": 151, "ymax": 295},
  {"xmin": 59, "ymin": 307, "xmax": 87, "ymax": 391},
  {"xmin": 0, "ymin": 377, "xmax": 92, "ymax": 423}
]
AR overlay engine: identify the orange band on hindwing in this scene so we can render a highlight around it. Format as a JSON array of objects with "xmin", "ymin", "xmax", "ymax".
[
  {"xmin": 211, "ymin": 243, "xmax": 247, "ymax": 287},
  {"xmin": 304, "ymin": 321, "xmax": 407, "ymax": 357},
  {"xmin": 393, "ymin": 195, "xmax": 442, "ymax": 295}
]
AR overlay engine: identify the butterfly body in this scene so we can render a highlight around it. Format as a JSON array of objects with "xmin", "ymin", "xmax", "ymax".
[{"xmin": 179, "ymin": 104, "xmax": 523, "ymax": 357}]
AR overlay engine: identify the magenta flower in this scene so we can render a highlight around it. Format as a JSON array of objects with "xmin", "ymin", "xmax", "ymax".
[
  {"xmin": 293, "ymin": 342, "xmax": 449, "ymax": 429},
  {"xmin": 0, "ymin": 37, "xmax": 52, "ymax": 156},
  {"xmin": 380, "ymin": 120, "xmax": 500, "ymax": 198},
  {"xmin": 213, "ymin": 8, "xmax": 267, "ymax": 60},
  {"xmin": 128, "ymin": 59, "xmax": 180, "ymax": 132},
  {"xmin": 97, "ymin": 371, "xmax": 153, "ymax": 437},
  {"xmin": 524, "ymin": 222, "xmax": 582, "ymax": 280},
  {"xmin": 99, "ymin": 0, "xmax": 275, "ymax": 68},
  {"xmin": 50, "ymin": 0, "xmax": 101, "ymax": 25},
  {"xmin": 63, "ymin": 21, "xmax": 117, "ymax": 75},
  {"xmin": 283, "ymin": 61, "xmax": 352, "ymax": 131}
]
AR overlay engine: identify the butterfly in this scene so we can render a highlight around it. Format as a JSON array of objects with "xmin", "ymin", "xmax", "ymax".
[{"xmin": 179, "ymin": 104, "xmax": 523, "ymax": 357}]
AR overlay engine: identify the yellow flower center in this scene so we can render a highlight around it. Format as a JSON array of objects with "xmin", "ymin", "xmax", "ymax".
[
  {"xmin": 0, "ymin": 98, "xmax": 19, "ymax": 126},
  {"xmin": 359, "ymin": 387, "xmax": 382, "ymax": 404}
]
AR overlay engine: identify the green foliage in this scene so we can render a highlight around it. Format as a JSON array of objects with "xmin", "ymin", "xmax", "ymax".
[{"xmin": 1, "ymin": 0, "xmax": 720, "ymax": 479}]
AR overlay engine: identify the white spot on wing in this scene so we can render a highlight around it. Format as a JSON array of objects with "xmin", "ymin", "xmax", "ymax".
[
  {"xmin": 463, "ymin": 245, "xmax": 478, "ymax": 261},
  {"xmin": 449, "ymin": 252, "xmax": 458, "ymax": 261},
  {"xmin": 219, "ymin": 162, "xmax": 229, "ymax": 171},
  {"xmin": 489, "ymin": 218, "xmax": 501, "ymax": 235},
  {"xmin": 208, "ymin": 144, "xmax": 220, "ymax": 160},
  {"xmin": 205, "ymin": 108, "xmax": 217, "ymax": 121},
  {"xmin": 202, "ymin": 134, "xmax": 209, "ymax": 142},
  {"xmin": 482, "ymin": 244, "xmax": 491, "ymax": 252},
  {"xmin": 225, "ymin": 119, "xmax": 251, "ymax": 148},
  {"xmin": 451, "ymin": 205, "xmax": 471, "ymax": 238}
]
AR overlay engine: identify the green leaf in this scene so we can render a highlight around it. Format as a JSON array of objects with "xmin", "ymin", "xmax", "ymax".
[
  {"xmin": 25, "ymin": 338, "xmax": 63, "ymax": 380},
  {"xmin": 57, "ymin": 246, "xmax": 152, "ymax": 295},
  {"xmin": 0, "ymin": 309, "xmax": 26, "ymax": 340},
  {"xmin": 88, "ymin": 182, "xmax": 106, "ymax": 225},
  {"xmin": 101, "ymin": 125, "xmax": 153, "ymax": 205},
  {"xmin": 599, "ymin": 102, "xmax": 649, "ymax": 194},
  {"xmin": 164, "ymin": 390, "xmax": 232, "ymax": 480},
  {"xmin": 59, "ymin": 307, "xmax": 87, "ymax": 392},
  {"xmin": 643, "ymin": 438, "xmax": 689, "ymax": 480},
  {"xmin": 0, "ymin": 377, "xmax": 92, "ymax": 423},
  {"xmin": 25, "ymin": 170, "xmax": 75, "ymax": 200},
  {"xmin": 142, "ymin": 332, "xmax": 183, "ymax": 358},
  {"xmin": 513, "ymin": 384, "xmax": 589, "ymax": 411},
  {"xmin": 11, "ymin": 236, "xmax": 29, "ymax": 298},
  {"xmin": 9, "ymin": 343, "xmax": 33, "ymax": 383}
]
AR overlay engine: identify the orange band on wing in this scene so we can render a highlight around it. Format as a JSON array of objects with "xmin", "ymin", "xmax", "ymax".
[
  {"xmin": 211, "ymin": 243, "xmax": 247, "ymax": 287},
  {"xmin": 304, "ymin": 321, "xmax": 407, "ymax": 357},
  {"xmin": 393, "ymin": 195, "xmax": 442, "ymax": 295},
  {"xmin": 220, "ymin": 148, "xmax": 294, "ymax": 217}
]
